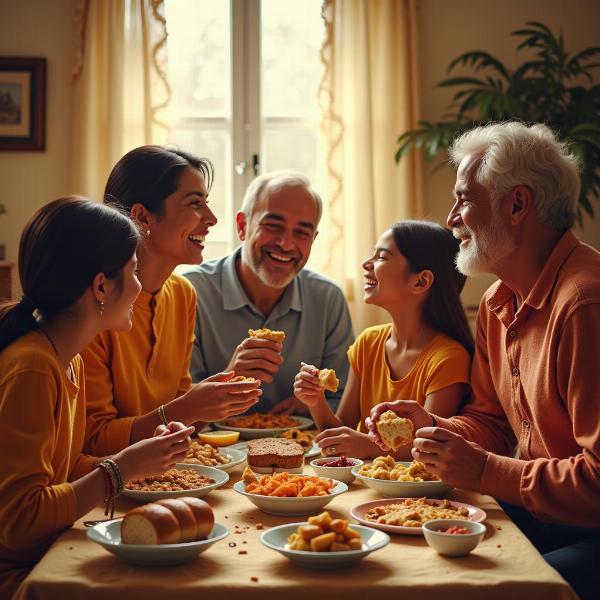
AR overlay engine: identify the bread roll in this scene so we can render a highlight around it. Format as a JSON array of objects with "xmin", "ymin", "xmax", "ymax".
[
  {"xmin": 248, "ymin": 328, "xmax": 286, "ymax": 344},
  {"xmin": 179, "ymin": 497, "xmax": 214, "ymax": 540},
  {"xmin": 376, "ymin": 410, "xmax": 414, "ymax": 451},
  {"xmin": 318, "ymin": 368, "xmax": 339, "ymax": 392},
  {"xmin": 121, "ymin": 503, "xmax": 181, "ymax": 545},
  {"xmin": 155, "ymin": 498, "xmax": 197, "ymax": 543}
]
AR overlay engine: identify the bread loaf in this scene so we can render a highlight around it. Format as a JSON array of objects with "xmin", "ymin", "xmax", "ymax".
[
  {"xmin": 179, "ymin": 497, "xmax": 214, "ymax": 540},
  {"xmin": 121, "ymin": 503, "xmax": 181, "ymax": 545},
  {"xmin": 155, "ymin": 498, "xmax": 197, "ymax": 543},
  {"xmin": 121, "ymin": 497, "xmax": 214, "ymax": 545},
  {"xmin": 247, "ymin": 437, "xmax": 304, "ymax": 470}
]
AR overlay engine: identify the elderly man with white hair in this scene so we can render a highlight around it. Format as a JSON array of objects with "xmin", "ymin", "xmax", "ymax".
[
  {"xmin": 367, "ymin": 122, "xmax": 600, "ymax": 600},
  {"xmin": 183, "ymin": 171, "xmax": 353, "ymax": 416}
]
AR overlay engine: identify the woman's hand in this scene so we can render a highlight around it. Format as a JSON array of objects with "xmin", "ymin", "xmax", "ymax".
[
  {"xmin": 365, "ymin": 400, "xmax": 433, "ymax": 451},
  {"xmin": 293, "ymin": 362, "xmax": 326, "ymax": 408},
  {"xmin": 178, "ymin": 372, "xmax": 262, "ymax": 422},
  {"xmin": 314, "ymin": 426, "xmax": 382, "ymax": 459},
  {"xmin": 116, "ymin": 423, "xmax": 195, "ymax": 482}
]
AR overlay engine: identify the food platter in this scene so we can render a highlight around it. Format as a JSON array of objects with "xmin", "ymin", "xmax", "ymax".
[
  {"xmin": 122, "ymin": 464, "xmax": 229, "ymax": 502},
  {"xmin": 350, "ymin": 497, "xmax": 487, "ymax": 536},
  {"xmin": 214, "ymin": 416, "xmax": 313, "ymax": 439},
  {"xmin": 260, "ymin": 522, "xmax": 389, "ymax": 568},
  {"xmin": 230, "ymin": 440, "xmax": 320, "ymax": 459},
  {"xmin": 87, "ymin": 520, "xmax": 229, "ymax": 566},
  {"xmin": 233, "ymin": 479, "xmax": 347, "ymax": 516}
]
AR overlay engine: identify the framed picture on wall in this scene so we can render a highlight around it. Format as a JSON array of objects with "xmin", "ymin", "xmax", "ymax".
[{"xmin": 0, "ymin": 57, "xmax": 46, "ymax": 151}]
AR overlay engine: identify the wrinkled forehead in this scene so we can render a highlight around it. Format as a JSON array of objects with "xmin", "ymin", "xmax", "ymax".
[{"xmin": 254, "ymin": 185, "xmax": 319, "ymax": 227}]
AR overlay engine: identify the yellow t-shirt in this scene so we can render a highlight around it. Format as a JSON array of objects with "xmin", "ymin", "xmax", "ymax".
[
  {"xmin": 83, "ymin": 273, "xmax": 196, "ymax": 456},
  {"xmin": 348, "ymin": 324, "xmax": 471, "ymax": 432},
  {"xmin": 0, "ymin": 331, "xmax": 95, "ymax": 598}
]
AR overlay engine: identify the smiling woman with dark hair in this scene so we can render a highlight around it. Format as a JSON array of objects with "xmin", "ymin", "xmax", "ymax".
[
  {"xmin": 0, "ymin": 197, "xmax": 195, "ymax": 597},
  {"xmin": 82, "ymin": 146, "xmax": 262, "ymax": 457}
]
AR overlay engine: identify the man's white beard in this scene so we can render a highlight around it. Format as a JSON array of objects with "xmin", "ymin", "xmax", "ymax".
[
  {"xmin": 455, "ymin": 223, "xmax": 515, "ymax": 277},
  {"xmin": 242, "ymin": 244, "xmax": 296, "ymax": 289}
]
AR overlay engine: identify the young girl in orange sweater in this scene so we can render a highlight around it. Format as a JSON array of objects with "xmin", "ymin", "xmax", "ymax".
[{"xmin": 0, "ymin": 198, "xmax": 194, "ymax": 597}]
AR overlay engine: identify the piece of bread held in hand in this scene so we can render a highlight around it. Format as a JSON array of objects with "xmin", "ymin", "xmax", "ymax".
[
  {"xmin": 248, "ymin": 328, "xmax": 286, "ymax": 344},
  {"xmin": 376, "ymin": 410, "xmax": 414, "ymax": 451},
  {"xmin": 317, "ymin": 368, "xmax": 339, "ymax": 393}
]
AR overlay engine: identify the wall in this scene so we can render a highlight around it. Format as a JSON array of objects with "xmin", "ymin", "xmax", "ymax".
[
  {"xmin": 417, "ymin": 0, "xmax": 600, "ymax": 308},
  {"xmin": 0, "ymin": 0, "xmax": 76, "ymax": 295}
]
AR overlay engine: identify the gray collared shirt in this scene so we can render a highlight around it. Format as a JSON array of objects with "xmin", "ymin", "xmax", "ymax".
[{"xmin": 182, "ymin": 249, "xmax": 354, "ymax": 412}]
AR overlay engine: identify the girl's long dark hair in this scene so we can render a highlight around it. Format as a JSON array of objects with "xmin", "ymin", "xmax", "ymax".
[
  {"xmin": 0, "ymin": 196, "xmax": 139, "ymax": 352},
  {"xmin": 104, "ymin": 145, "xmax": 214, "ymax": 214},
  {"xmin": 391, "ymin": 220, "xmax": 474, "ymax": 355}
]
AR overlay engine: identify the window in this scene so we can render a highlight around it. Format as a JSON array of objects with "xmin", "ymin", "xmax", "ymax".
[{"xmin": 165, "ymin": 0, "xmax": 324, "ymax": 261}]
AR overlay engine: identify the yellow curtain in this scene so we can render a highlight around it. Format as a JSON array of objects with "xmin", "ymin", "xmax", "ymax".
[
  {"xmin": 317, "ymin": 0, "xmax": 422, "ymax": 333},
  {"xmin": 70, "ymin": 0, "xmax": 171, "ymax": 201}
]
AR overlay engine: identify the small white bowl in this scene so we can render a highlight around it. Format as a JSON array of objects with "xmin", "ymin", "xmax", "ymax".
[
  {"xmin": 422, "ymin": 519, "xmax": 486, "ymax": 556},
  {"xmin": 310, "ymin": 457, "xmax": 364, "ymax": 483}
]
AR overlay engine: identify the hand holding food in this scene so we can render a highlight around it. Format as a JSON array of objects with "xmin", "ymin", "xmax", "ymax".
[
  {"xmin": 226, "ymin": 330, "xmax": 285, "ymax": 383},
  {"xmin": 314, "ymin": 426, "xmax": 383, "ymax": 459},
  {"xmin": 181, "ymin": 371, "xmax": 261, "ymax": 422},
  {"xmin": 293, "ymin": 362, "xmax": 327, "ymax": 407},
  {"xmin": 365, "ymin": 400, "xmax": 432, "ymax": 450},
  {"xmin": 115, "ymin": 425, "xmax": 195, "ymax": 482},
  {"xmin": 288, "ymin": 511, "xmax": 362, "ymax": 552},
  {"xmin": 375, "ymin": 411, "xmax": 414, "ymax": 451}
]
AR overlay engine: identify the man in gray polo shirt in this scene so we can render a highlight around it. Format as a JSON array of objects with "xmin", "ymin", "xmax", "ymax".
[{"xmin": 182, "ymin": 171, "xmax": 354, "ymax": 415}]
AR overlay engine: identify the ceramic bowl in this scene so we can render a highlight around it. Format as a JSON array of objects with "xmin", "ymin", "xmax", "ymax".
[
  {"xmin": 422, "ymin": 519, "xmax": 486, "ymax": 556},
  {"xmin": 233, "ymin": 479, "xmax": 347, "ymax": 515},
  {"xmin": 310, "ymin": 457, "xmax": 364, "ymax": 483},
  {"xmin": 260, "ymin": 522, "xmax": 389, "ymax": 568},
  {"xmin": 351, "ymin": 463, "xmax": 453, "ymax": 498}
]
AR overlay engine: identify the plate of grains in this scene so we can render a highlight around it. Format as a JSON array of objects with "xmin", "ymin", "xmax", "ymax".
[{"xmin": 122, "ymin": 464, "xmax": 229, "ymax": 502}]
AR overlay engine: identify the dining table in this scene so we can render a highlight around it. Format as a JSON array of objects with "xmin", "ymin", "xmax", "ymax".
[{"xmin": 15, "ymin": 456, "xmax": 577, "ymax": 600}]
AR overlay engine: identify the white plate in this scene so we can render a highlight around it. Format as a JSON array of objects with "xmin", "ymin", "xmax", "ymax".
[
  {"xmin": 122, "ymin": 464, "xmax": 229, "ymax": 502},
  {"xmin": 183, "ymin": 447, "xmax": 247, "ymax": 472},
  {"xmin": 87, "ymin": 519, "xmax": 229, "ymax": 566},
  {"xmin": 230, "ymin": 440, "xmax": 320, "ymax": 458},
  {"xmin": 233, "ymin": 479, "xmax": 347, "ymax": 516},
  {"xmin": 261, "ymin": 522, "xmax": 389, "ymax": 568},
  {"xmin": 351, "ymin": 463, "xmax": 453, "ymax": 498},
  {"xmin": 350, "ymin": 497, "xmax": 487, "ymax": 536},
  {"xmin": 214, "ymin": 416, "xmax": 313, "ymax": 439}
]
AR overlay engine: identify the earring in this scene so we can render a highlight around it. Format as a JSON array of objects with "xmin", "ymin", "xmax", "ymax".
[
  {"xmin": 100, "ymin": 300, "xmax": 105, "ymax": 317},
  {"xmin": 146, "ymin": 229, "xmax": 151, "ymax": 238}
]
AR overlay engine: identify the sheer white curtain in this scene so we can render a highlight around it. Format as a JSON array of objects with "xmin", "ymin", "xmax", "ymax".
[
  {"xmin": 317, "ymin": 0, "xmax": 422, "ymax": 332},
  {"xmin": 71, "ymin": 0, "xmax": 171, "ymax": 201}
]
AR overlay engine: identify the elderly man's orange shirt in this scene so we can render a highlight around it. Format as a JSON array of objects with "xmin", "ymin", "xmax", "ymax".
[{"xmin": 436, "ymin": 231, "xmax": 600, "ymax": 527}]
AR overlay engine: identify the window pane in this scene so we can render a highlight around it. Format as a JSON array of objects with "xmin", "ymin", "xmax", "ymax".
[
  {"xmin": 164, "ymin": 0, "xmax": 230, "ymax": 118},
  {"xmin": 167, "ymin": 125, "xmax": 231, "ymax": 243},
  {"xmin": 261, "ymin": 0, "xmax": 323, "ymax": 119},
  {"xmin": 262, "ymin": 127, "xmax": 318, "ymax": 183}
]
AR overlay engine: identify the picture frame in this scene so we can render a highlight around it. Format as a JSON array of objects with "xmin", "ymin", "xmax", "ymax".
[{"xmin": 0, "ymin": 57, "xmax": 46, "ymax": 151}]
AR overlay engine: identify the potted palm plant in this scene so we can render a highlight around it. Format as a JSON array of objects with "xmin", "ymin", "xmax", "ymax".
[{"xmin": 396, "ymin": 21, "xmax": 600, "ymax": 222}]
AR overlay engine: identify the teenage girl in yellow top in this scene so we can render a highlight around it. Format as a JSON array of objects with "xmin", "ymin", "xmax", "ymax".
[
  {"xmin": 294, "ymin": 220, "xmax": 473, "ymax": 459},
  {"xmin": 0, "ymin": 198, "xmax": 194, "ymax": 598},
  {"xmin": 83, "ymin": 146, "xmax": 261, "ymax": 456}
]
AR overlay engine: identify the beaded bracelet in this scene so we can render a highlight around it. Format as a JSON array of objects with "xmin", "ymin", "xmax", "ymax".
[
  {"xmin": 104, "ymin": 458, "xmax": 124, "ymax": 495},
  {"xmin": 97, "ymin": 460, "xmax": 116, "ymax": 519},
  {"xmin": 157, "ymin": 404, "xmax": 169, "ymax": 427}
]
